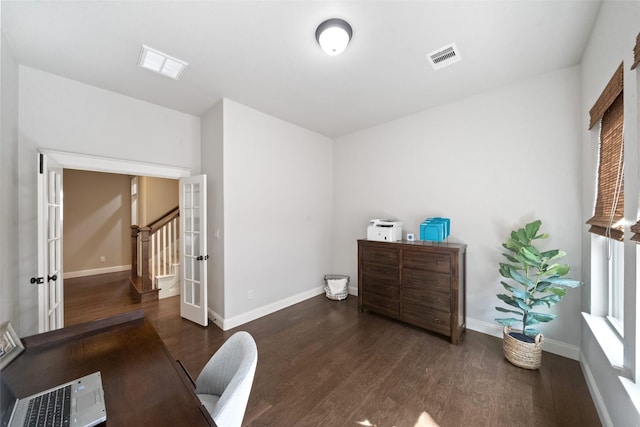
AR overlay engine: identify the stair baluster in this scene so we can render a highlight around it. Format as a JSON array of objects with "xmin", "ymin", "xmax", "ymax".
[{"xmin": 130, "ymin": 207, "xmax": 180, "ymax": 303}]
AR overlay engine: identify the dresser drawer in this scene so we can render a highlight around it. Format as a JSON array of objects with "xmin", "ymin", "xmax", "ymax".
[
  {"xmin": 361, "ymin": 263, "xmax": 399, "ymax": 282},
  {"xmin": 401, "ymin": 302, "xmax": 451, "ymax": 336},
  {"xmin": 403, "ymin": 250, "xmax": 450, "ymax": 273},
  {"xmin": 362, "ymin": 292, "xmax": 400, "ymax": 318},
  {"xmin": 362, "ymin": 244, "xmax": 400, "ymax": 266},
  {"xmin": 361, "ymin": 274, "xmax": 400, "ymax": 299},
  {"xmin": 402, "ymin": 268, "xmax": 450, "ymax": 294},
  {"xmin": 402, "ymin": 287, "xmax": 450, "ymax": 312}
]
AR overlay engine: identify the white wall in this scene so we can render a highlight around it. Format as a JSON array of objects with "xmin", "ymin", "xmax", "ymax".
[
  {"xmin": 334, "ymin": 66, "xmax": 584, "ymax": 347},
  {"xmin": 0, "ymin": 27, "xmax": 20, "ymax": 327},
  {"xmin": 222, "ymin": 99, "xmax": 333, "ymax": 323},
  {"xmin": 17, "ymin": 66, "xmax": 201, "ymax": 336},
  {"xmin": 580, "ymin": 0, "xmax": 640, "ymax": 425},
  {"xmin": 201, "ymin": 100, "xmax": 225, "ymax": 320}
]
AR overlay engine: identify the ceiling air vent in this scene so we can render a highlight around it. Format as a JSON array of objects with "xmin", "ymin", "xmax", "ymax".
[{"xmin": 427, "ymin": 43, "xmax": 461, "ymax": 70}]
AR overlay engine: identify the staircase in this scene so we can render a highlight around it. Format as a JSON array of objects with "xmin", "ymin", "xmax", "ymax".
[
  {"xmin": 130, "ymin": 207, "xmax": 180, "ymax": 303},
  {"xmin": 155, "ymin": 249, "xmax": 180, "ymax": 299}
]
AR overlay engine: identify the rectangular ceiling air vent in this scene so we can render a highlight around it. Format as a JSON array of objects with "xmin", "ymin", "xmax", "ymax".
[
  {"xmin": 427, "ymin": 43, "xmax": 461, "ymax": 70},
  {"xmin": 138, "ymin": 45, "xmax": 188, "ymax": 80}
]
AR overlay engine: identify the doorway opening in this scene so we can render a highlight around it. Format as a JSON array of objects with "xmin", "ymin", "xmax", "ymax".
[
  {"xmin": 63, "ymin": 170, "xmax": 180, "ymax": 325},
  {"xmin": 38, "ymin": 150, "xmax": 191, "ymax": 328}
]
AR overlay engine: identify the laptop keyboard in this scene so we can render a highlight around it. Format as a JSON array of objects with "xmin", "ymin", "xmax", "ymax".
[{"xmin": 24, "ymin": 384, "xmax": 71, "ymax": 427}]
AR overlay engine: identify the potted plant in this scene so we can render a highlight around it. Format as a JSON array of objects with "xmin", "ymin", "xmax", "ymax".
[{"xmin": 495, "ymin": 219, "xmax": 582, "ymax": 369}]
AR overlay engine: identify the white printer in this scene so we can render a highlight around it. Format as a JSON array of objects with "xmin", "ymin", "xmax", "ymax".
[{"xmin": 367, "ymin": 219, "xmax": 403, "ymax": 242}]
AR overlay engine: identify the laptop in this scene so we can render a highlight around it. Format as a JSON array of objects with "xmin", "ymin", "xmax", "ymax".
[{"xmin": 1, "ymin": 371, "xmax": 106, "ymax": 427}]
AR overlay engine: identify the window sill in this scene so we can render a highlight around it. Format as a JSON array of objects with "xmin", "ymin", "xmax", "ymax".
[{"xmin": 582, "ymin": 312, "xmax": 624, "ymax": 370}]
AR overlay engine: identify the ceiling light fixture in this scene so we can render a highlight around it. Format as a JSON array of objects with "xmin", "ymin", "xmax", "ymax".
[
  {"xmin": 138, "ymin": 45, "xmax": 188, "ymax": 80},
  {"xmin": 315, "ymin": 18, "xmax": 353, "ymax": 56}
]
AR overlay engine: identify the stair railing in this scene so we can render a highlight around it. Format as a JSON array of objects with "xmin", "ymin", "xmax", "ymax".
[{"xmin": 131, "ymin": 207, "xmax": 179, "ymax": 292}]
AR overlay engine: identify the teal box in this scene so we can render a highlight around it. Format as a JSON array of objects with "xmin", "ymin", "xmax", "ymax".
[
  {"xmin": 420, "ymin": 223, "xmax": 444, "ymax": 241},
  {"xmin": 432, "ymin": 217, "xmax": 450, "ymax": 236},
  {"xmin": 419, "ymin": 217, "xmax": 450, "ymax": 242}
]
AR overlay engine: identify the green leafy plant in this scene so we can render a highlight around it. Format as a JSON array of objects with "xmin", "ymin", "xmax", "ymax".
[{"xmin": 495, "ymin": 219, "xmax": 582, "ymax": 338}]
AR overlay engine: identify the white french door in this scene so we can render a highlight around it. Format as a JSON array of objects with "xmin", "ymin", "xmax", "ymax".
[
  {"xmin": 179, "ymin": 175, "xmax": 208, "ymax": 326},
  {"xmin": 36, "ymin": 152, "xmax": 64, "ymax": 332}
]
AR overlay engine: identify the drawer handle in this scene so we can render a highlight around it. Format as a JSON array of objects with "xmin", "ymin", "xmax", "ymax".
[{"xmin": 434, "ymin": 316, "xmax": 439, "ymax": 322}]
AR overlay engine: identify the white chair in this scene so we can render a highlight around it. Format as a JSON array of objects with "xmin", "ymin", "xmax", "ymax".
[{"xmin": 195, "ymin": 331, "xmax": 258, "ymax": 427}]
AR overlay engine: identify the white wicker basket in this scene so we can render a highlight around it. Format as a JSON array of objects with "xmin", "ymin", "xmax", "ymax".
[{"xmin": 323, "ymin": 275, "xmax": 350, "ymax": 301}]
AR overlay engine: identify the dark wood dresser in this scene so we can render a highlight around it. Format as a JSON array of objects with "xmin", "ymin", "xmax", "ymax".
[{"xmin": 357, "ymin": 239, "xmax": 467, "ymax": 344}]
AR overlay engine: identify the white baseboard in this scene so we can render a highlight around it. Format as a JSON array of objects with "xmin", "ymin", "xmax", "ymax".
[
  {"xmin": 580, "ymin": 353, "xmax": 613, "ymax": 426},
  {"xmin": 210, "ymin": 286, "xmax": 327, "ymax": 331},
  {"xmin": 466, "ymin": 317, "xmax": 580, "ymax": 360},
  {"xmin": 208, "ymin": 307, "xmax": 224, "ymax": 330},
  {"xmin": 64, "ymin": 265, "xmax": 131, "ymax": 279}
]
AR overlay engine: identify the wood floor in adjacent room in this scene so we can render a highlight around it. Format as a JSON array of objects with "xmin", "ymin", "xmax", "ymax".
[{"xmin": 65, "ymin": 272, "xmax": 601, "ymax": 427}]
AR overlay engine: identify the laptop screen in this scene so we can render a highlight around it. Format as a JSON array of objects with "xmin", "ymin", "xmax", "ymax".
[{"xmin": 0, "ymin": 373, "xmax": 17, "ymax": 427}]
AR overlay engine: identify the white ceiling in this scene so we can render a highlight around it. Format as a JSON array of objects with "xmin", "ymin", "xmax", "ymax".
[{"xmin": 2, "ymin": 0, "xmax": 602, "ymax": 138}]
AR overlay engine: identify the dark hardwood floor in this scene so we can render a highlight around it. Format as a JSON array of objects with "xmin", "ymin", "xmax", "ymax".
[{"xmin": 64, "ymin": 272, "xmax": 601, "ymax": 427}]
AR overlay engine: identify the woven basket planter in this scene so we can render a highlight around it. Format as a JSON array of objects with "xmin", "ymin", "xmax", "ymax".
[{"xmin": 502, "ymin": 326, "xmax": 543, "ymax": 369}]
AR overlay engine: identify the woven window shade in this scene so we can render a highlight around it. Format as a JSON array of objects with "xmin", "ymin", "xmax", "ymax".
[
  {"xmin": 632, "ymin": 32, "xmax": 640, "ymax": 70},
  {"xmin": 632, "ymin": 221, "xmax": 640, "ymax": 243},
  {"xmin": 586, "ymin": 92, "xmax": 624, "ymax": 241},
  {"xmin": 589, "ymin": 63, "xmax": 623, "ymax": 130}
]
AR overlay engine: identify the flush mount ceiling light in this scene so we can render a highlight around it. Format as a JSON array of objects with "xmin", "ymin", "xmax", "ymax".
[
  {"xmin": 315, "ymin": 18, "xmax": 353, "ymax": 56},
  {"xmin": 138, "ymin": 45, "xmax": 188, "ymax": 80}
]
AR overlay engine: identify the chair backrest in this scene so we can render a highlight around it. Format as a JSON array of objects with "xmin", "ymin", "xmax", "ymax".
[{"xmin": 195, "ymin": 331, "xmax": 258, "ymax": 427}]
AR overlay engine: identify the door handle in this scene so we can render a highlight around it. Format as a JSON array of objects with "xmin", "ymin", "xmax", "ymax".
[
  {"xmin": 196, "ymin": 255, "xmax": 209, "ymax": 261},
  {"xmin": 48, "ymin": 274, "xmax": 58, "ymax": 282},
  {"xmin": 30, "ymin": 276, "xmax": 45, "ymax": 284}
]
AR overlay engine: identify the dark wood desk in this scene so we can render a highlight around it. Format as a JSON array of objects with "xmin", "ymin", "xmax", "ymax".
[{"xmin": 2, "ymin": 311, "xmax": 215, "ymax": 426}]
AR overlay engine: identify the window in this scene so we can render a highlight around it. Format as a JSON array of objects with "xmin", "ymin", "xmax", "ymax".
[
  {"xmin": 607, "ymin": 238, "xmax": 624, "ymax": 336},
  {"xmin": 587, "ymin": 63, "xmax": 624, "ymax": 335}
]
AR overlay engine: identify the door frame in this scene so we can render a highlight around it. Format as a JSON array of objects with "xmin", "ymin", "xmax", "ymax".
[
  {"xmin": 38, "ymin": 149, "xmax": 192, "ymax": 328},
  {"xmin": 40, "ymin": 150, "xmax": 191, "ymax": 179}
]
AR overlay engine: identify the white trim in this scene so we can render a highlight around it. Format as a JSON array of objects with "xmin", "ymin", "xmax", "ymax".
[
  {"xmin": 208, "ymin": 307, "xmax": 224, "ymax": 330},
  {"xmin": 64, "ymin": 265, "xmax": 131, "ymax": 279},
  {"xmin": 39, "ymin": 149, "xmax": 191, "ymax": 179},
  {"xmin": 619, "ymin": 377, "xmax": 640, "ymax": 423},
  {"xmin": 582, "ymin": 312, "xmax": 624, "ymax": 369},
  {"xmin": 580, "ymin": 352, "xmax": 614, "ymax": 426},
  {"xmin": 215, "ymin": 286, "xmax": 326, "ymax": 331},
  {"xmin": 466, "ymin": 317, "xmax": 580, "ymax": 360}
]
